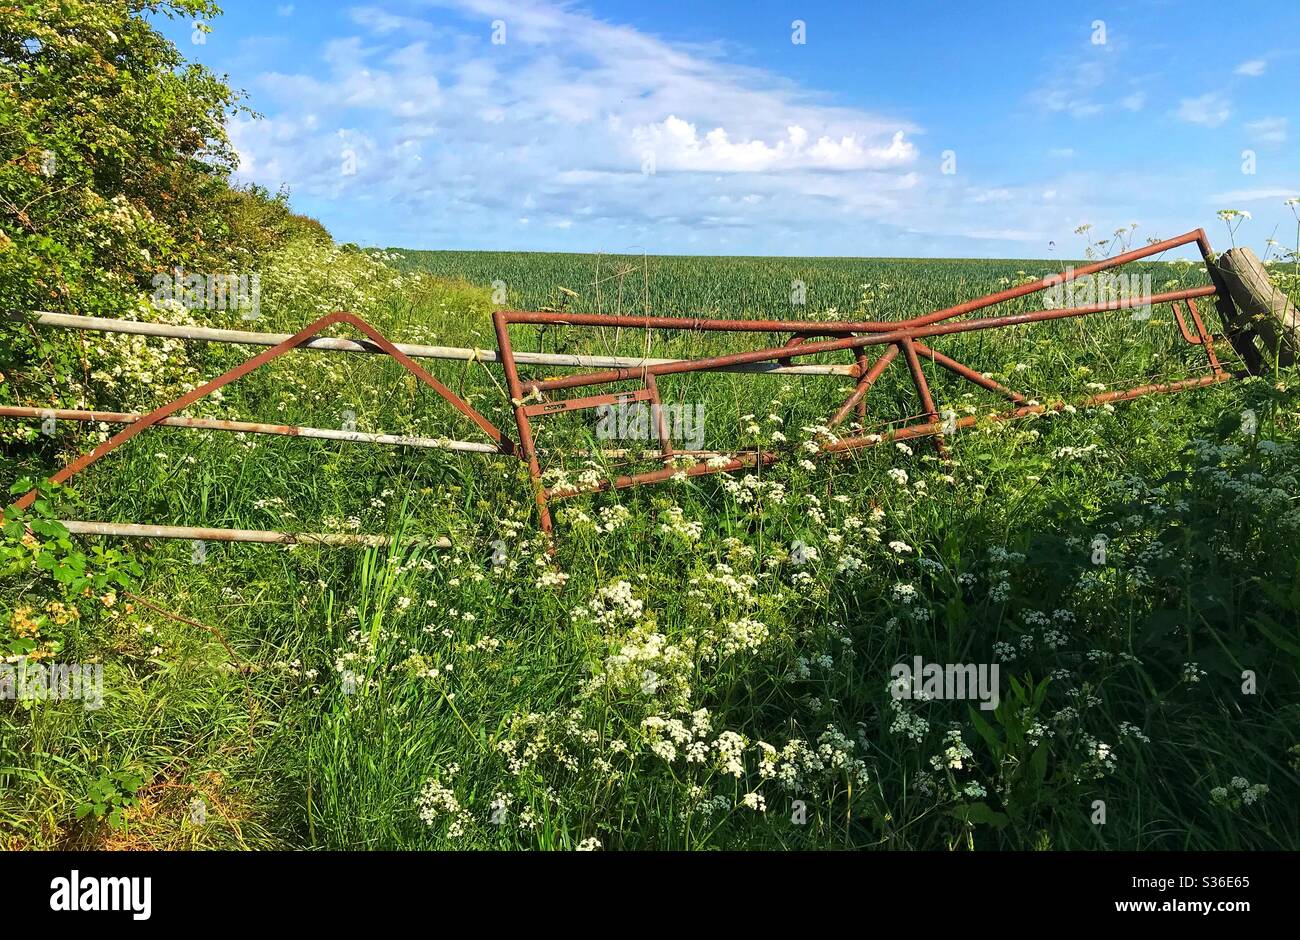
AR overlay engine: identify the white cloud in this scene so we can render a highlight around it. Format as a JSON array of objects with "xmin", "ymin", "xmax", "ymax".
[
  {"xmin": 1208, "ymin": 187, "xmax": 1299, "ymax": 204},
  {"xmin": 957, "ymin": 228, "xmax": 1044, "ymax": 243},
  {"xmin": 1175, "ymin": 93, "xmax": 1230, "ymax": 128},
  {"xmin": 227, "ymin": 0, "xmax": 1232, "ymax": 256},
  {"xmin": 1246, "ymin": 116, "xmax": 1287, "ymax": 144},
  {"xmin": 969, "ymin": 188, "xmax": 1013, "ymax": 204},
  {"xmin": 348, "ymin": 9, "xmax": 428, "ymax": 34},
  {"xmin": 1234, "ymin": 59, "xmax": 1267, "ymax": 77},
  {"xmin": 232, "ymin": 0, "xmax": 936, "ymax": 248},
  {"xmin": 1029, "ymin": 39, "xmax": 1141, "ymax": 119},
  {"xmin": 629, "ymin": 118, "xmax": 915, "ymax": 173}
]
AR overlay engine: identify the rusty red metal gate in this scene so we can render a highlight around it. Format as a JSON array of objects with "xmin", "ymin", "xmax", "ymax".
[
  {"xmin": 4, "ymin": 226, "xmax": 1257, "ymax": 544},
  {"xmin": 493, "ymin": 228, "xmax": 1244, "ymax": 534}
]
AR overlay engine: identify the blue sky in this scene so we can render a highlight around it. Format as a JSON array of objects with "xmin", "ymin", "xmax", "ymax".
[{"xmin": 158, "ymin": 0, "xmax": 1298, "ymax": 258}]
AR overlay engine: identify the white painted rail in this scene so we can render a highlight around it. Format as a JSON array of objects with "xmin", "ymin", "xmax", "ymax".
[
  {"xmin": 56, "ymin": 520, "xmax": 451, "ymax": 548},
  {"xmin": 20, "ymin": 311, "xmax": 857, "ymax": 377},
  {"xmin": 0, "ymin": 406, "xmax": 499, "ymax": 453}
]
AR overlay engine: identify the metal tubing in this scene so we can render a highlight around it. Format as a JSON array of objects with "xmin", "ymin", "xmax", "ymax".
[
  {"xmin": 1170, "ymin": 301, "xmax": 1204, "ymax": 345},
  {"xmin": 824, "ymin": 372, "xmax": 1236, "ymax": 453},
  {"xmin": 503, "ymin": 230, "xmax": 1206, "ymax": 336},
  {"xmin": 1185, "ymin": 297, "xmax": 1225, "ymax": 375},
  {"xmin": 52, "ymin": 520, "xmax": 450, "ymax": 548},
  {"xmin": 10, "ymin": 311, "xmax": 511, "ymax": 513},
  {"xmin": 492, "ymin": 310, "xmax": 553, "ymax": 535},
  {"xmin": 899, "ymin": 337, "xmax": 948, "ymax": 458},
  {"xmin": 829, "ymin": 344, "xmax": 899, "ymax": 428},
  {"xmin": 644, "ymin": 373, "xmax": 674, "ymax": 459},
  {"xmin": 22, "ymin": 311, "xmax": 854, "ymax": 377},
  {"xmin": 0, "ymin": 406, "xmax": 500, "ymax": 453},
  {"xmin": 911, "ymin": 342, "xmax": 1026, "ymax": 403},
  {"xmin": 1194, "ymin": 229, "xmax": 1261, "ymax": 373},
  {"xmin": 522, "ymin": 286, "xmax": 1220, "ymax": 394}
]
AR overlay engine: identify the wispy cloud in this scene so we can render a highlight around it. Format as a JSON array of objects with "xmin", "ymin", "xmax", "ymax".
[
  {"xmin": 1030, "ymin": 53, "xmax": 1112, "ymax": 118},
  {"xmin": 232, "ymin": 0, "xmax": 936, "ymax": 249},
  {"xmin": 1246, "ymin": 116, "xmax": 1287, "ymax": 144},
  {"xmin": 1208, "ymin": 187, "xmax": 1298, "ymax": 203},
  {"xmin": 222, "ymin": 0, "xmax": 1281, "ymax": 256},
  {"xmin": 1028, "ymin": 37, "xmax": 1146, "ymax": 119},
  {"xmin": 1120, "ymin": 91, "xmax": 1146, "ymax": 112},
  {"xmin": 1174, "ymin": 93, "xmax": 1230, "ymax": 128},
  {"xmin": 1234, "ymin": 59, "xmax": 1267, "ymax": 77}
]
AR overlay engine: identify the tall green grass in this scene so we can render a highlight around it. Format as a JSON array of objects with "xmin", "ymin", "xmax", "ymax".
[{"xmin": 1, "ymin": 244, "xmax": 1296, "ymax": 850}]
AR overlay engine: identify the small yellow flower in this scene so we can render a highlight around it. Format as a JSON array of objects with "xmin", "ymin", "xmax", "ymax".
[
  {"xmin": 43, "ymin": 601, "xmax": 79, "ymax": 626},
  {"xmin": 9, "ymin": 606, "xmax": 41, "ymax": 638}
]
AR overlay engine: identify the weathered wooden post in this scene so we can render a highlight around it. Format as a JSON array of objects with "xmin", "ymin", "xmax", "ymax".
[{"xmin": 1215, "ymin": 247, "xmax": 1300, "ymax": 368}]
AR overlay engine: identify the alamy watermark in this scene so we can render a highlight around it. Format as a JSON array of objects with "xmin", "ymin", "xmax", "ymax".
[
  {"xmin": 151, "ymin": 268, "xmax": 260, "ymax": 319},
  {"xmin": 50, "ymin": 870, "xmax": 151, "ymax": 920},
  {"xmin": 890, "ymin": 656, "xmax": 999, "ymax": 711},
  {"xmin": 0, "ymin": 660, "xmax": 103, "ymax": 709},
  {"xmin": 595, "ymin": 403, "xmax": 705, "ymax": 451},
  {"xmin": 1044, "ymin": 267, "xmax": 1153, "ymax": 320}
]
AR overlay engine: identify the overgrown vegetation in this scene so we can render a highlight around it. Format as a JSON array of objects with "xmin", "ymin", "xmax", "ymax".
[{"xmin": 0, "ymin": 3, "xmax": 1296, "ymax": 851}]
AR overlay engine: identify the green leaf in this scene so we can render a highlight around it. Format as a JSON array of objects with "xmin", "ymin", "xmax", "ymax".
[
  {"xmin": 968, "ymin": 705, "xmax": 1002, "ymax": 756},
  {"xmin": 1030, "ymin": 744, "xmax": 1048, "ymax": 784},
  {"xmin": 30, "ymin": 519, "xmax": 68, "ymax": 539},
  {"xmin": 948, "ymin": 802, "xmax": 1009, "ymax": 829}
]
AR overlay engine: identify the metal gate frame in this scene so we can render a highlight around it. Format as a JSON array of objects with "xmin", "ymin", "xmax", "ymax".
[
  {"xmin": 6, "ymin": 312, "xmax": 511, "ymax": 545},
  {"xmin": 5, "ymin": 226, "xmax": 1254, "ymax": 544},
  {"xmin": 493, "ymin": 228, "xmax": 1243, "ymax": 535}
]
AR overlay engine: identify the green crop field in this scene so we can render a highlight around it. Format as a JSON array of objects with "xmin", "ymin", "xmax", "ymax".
[{"xmin": 392, "ymin": 246, "xmax": 1202, "ymax": 322}]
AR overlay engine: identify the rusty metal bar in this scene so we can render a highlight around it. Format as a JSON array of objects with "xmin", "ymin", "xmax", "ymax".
[
  {"xmin": 644, "ymin": 373, "xmax": 674, "ymax": 460},
  {"xmin": 0, "ymin": 406, "xmax": 501, "ymax": 453},
  {"xmin": 824, "ymin": 372, "xmax": 1237, "ymax": 453},
  {"xmin": 1193, "ymin": 229, "xmax": 1261, "ymax": 372},
  {"xmin": 503, "ymin": 230, "xmax": 1207, "ymax": 336},
  {"xmin": 492, "ymin": 309, "xmax": 552, "ymax": 535},
  {"xmin": 829, "ymin": 344, "xmax": 899, "ymax": 428},
  {"xmin": 852, "ymin": 349, "xmax": 870, "ymax": 419},
  {"xmin": 911, "ymin": 342, "xmax": 1026, "ymax": 403},
  {"xmin": 519, "ymin": 286, "xmax": 1221, "ymax": 395},
  {"xmin": 1170, "ymin": 301, "xmax": 1205, "ymax": 345},
  {"xmin": 523, "ymin": 388, "xmax": 651, "ymax": 417},
  {"xmin": 1185, "ymin": 297, "xmax": 1225, "ymax": 375},
  {"xmin": 899, "ymin": 336, "xmax": 948, "ymax": 458}
]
